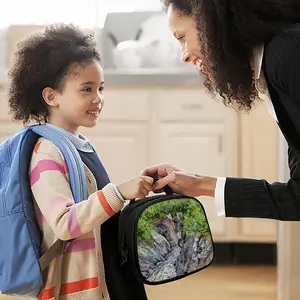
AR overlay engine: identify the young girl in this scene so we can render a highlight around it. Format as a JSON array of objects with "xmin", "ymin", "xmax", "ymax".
[{"xmin": 8, "ymin": 24, "xmax": 153, "ymax": 300}]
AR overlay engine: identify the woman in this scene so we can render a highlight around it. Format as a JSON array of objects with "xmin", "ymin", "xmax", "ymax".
[{"xmin": 142, "ymin": 0, "xmax": 300, "ymax": 221}]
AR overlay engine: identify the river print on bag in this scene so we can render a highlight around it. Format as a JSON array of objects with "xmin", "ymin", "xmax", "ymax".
[{"xmin": 118, "ymin": 192, "xmax": 214, "ymax": 286}]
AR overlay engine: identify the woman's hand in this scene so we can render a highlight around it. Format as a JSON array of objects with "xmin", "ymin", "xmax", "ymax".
[{"xmin": 141, "ymin": 163, "xmax": 217, "ymax": 197}]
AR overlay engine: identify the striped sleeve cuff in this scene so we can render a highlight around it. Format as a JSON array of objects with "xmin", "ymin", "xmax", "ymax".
[
  {"xmin": 111, "ymin": 184, "xmax": 126, "ymax": 203},
  {"xmin": 99, "ymin": 183, "xmax": 124, "ymax": 215}
]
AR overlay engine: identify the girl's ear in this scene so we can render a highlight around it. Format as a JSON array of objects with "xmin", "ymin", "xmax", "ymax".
[{"xmin": 42, "ymin": 87, "xmax": 59, "ymax": 107}]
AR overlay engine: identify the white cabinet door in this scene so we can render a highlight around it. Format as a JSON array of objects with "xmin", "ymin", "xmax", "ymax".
[
  {"xmin": 154, "ymin": 122, "xmax": 234, "ymax": 241},
  {"xmin": 80, "ymin": 122, "xmax": 149, "ymax": 185}
]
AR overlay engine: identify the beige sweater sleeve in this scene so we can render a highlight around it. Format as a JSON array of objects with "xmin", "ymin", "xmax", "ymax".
[{"xmin": 29, "ymin": 138, "xmax": 124, "ymax": 241}]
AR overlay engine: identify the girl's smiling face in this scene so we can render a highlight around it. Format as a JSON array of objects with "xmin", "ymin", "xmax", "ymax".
[{"xmin": 42, "ymin": 60, "xmax": 104, "ymax": 134}]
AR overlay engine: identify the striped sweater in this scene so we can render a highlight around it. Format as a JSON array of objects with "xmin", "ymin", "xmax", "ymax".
[{"xmin": 30, "ymin": 136, "xmax": 124, "ymax": 300}]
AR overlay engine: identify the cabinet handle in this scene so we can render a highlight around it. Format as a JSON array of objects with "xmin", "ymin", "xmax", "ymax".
[{"xmin": 181, "ymin": 103, "xmax": 203, "ymax": 110}]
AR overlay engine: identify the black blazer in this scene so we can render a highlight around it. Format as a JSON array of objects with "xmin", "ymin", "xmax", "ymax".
[{"xmin": 225, "ymin": 24, "xmax": 300, "ymax": 221}]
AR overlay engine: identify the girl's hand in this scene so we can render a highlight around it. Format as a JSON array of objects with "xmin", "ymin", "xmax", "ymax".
[{"xmin": 117, "ymin": 176, "xmax": 154, "ymax": 200}]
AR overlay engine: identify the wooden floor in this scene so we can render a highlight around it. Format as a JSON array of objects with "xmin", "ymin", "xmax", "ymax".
[
  {"xmin": 0, "ymin": 265, "xmax": 276, "ymax": 300},
  {"xmin": 145, "ymin": 265, "xmax": 276, "ymax": 300}
]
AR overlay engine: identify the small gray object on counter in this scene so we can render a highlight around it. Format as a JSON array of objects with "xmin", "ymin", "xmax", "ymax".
[
  {"xmin": 100, "ymin": 11, "xmax": 158, "ymax": 70},
  {"xmin": 100, "ymin": 11, "xmax": 203, "ymax": 86}
]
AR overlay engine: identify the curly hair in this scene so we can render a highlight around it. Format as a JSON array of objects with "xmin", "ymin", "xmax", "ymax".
[
  {"xmin": 8, "ymin": 24, "xmax": 101, "ymax": 124},
  {"xmin": 161, "ymin": 0, "xmax": 300, "ymax": 111}
]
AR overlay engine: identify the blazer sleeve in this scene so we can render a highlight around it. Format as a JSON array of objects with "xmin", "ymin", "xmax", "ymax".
[{"xmin": 224, "ymin": 28, "xmax": 300, "ymax": 221}]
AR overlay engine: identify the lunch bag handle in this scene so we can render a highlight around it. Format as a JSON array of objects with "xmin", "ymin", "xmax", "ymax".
[{"xmin": 130, "ymin": 175, "xmax": 173, "ymax": 204}]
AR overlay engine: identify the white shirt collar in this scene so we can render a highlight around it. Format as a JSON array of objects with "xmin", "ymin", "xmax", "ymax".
[
  {"xmin": 252, "ymin": 44, "xmax": 278, "ymax": 121},
  {"xmin": 252, "ymin": 44, "xmax": 265, "ymax": 80},
  {"xmin": 45, "ymin": 123, "xmax": 94, "ymax": 153}
]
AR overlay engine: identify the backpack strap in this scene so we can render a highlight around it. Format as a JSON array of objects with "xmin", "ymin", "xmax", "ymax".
[
  {"xmin": 31, "ymin": 124, "xmax": 88, "ymax": 202},
  {"xmin": 38, "ymin": 239, "xmax": 67, "ymax": 300},
  {"xmin": 30, "ymin": 124, "xmax": 87, "ymax": 298},
  {"xmin": 39, "ymin": 240, "xmax": 66, "ymax": 271}
]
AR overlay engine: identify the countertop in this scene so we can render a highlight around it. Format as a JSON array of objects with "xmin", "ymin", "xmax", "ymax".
[
  {"xmin": 0, "ymin": 68, "xmax": 204, "ymax": 87},
  {"xmin": 103, "ymin": 68, "xmax": 204, "ymax": 86}
]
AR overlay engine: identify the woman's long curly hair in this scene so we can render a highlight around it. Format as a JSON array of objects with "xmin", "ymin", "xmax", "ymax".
[{"xmin": 162, "ymin": 0, "xmax": 300, "ymax": 111}]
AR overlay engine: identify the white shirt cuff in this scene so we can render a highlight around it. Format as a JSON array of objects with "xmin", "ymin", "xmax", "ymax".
[{"xmin": 214, "ymin": 177, "xmax": 226, "ymax": 216}]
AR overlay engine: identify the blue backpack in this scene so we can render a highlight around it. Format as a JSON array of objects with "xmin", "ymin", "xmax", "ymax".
[{"xmin": 0, "ymin": 124, "xmax": 88, "ymax": 298}]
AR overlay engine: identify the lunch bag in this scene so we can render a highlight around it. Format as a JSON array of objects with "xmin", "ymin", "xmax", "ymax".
[{"xmin": 118, "ymin": 186, "xmax": 215, "ymax": 285}]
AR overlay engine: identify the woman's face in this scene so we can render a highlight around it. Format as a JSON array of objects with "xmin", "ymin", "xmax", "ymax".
[{"xmin": 167, "ymin": 4, "xmax": 205, "ymax": 72}]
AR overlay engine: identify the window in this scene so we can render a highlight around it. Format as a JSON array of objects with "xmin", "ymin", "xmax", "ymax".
[
  {"xmin": 1, "ymin": 0, "xmax": 98, "ymax": 28},
  {"xmin": 0, "ymin": 0, "xmax": 162, "ymax": 28}
]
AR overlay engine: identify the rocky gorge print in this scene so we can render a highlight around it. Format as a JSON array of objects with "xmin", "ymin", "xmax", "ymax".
[{"xmin": 137, "ymin": 198, "xmax": 214, "ymax": 283}]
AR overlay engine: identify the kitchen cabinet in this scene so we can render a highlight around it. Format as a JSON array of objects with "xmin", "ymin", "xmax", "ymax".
[
  {"xmin": 81, "ymin": 86, "xmax": 238, "ymax": 242},
  {"xmin": 81, "ymin": 87, "xmax": 278, "ymax": 242},
  {"xmin": 151, "ymin": 88, "xmax": 238, "ymax": 241},
  {"xmin": 80, "ymin": 122, "xmax": 149, "ymax": 184},
  {"xmin": 0, "ymin": 82, "xmax": 278, "ymax": 243},
  {"xmin": 0, "ymin": 24, "xmax": 279, "ymax": 243}
]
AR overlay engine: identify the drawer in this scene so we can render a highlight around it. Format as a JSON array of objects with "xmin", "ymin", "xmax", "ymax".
[
  {"xmin": 154, "ymin": 88, "xmax": 225, "ymax": 122},
  {"xmin": 101, "ymin": 89, "xmax": 150, "ymax": 121}
]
